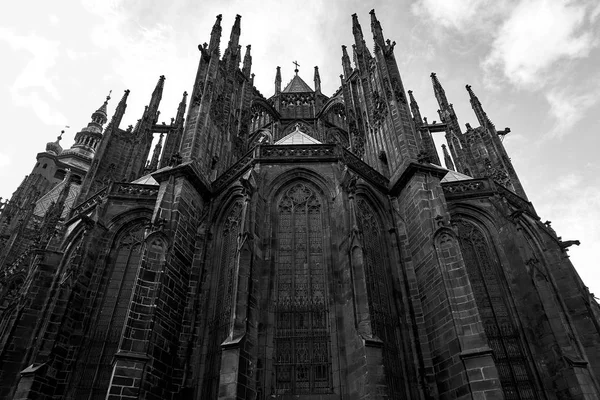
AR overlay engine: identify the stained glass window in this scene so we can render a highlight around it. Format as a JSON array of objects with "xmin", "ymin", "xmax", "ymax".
[
  {"xmin": 457, "ymin": 220, "xmax": 538, "ymax": 399},
  {"xmin": 72, "ymin": 224, "xmax": 144, "ymax": 399},
  {"xmin": 356, "ymin": 198, "xmax": 405, "ymax": 396},
  {"xmin": 202, "ymin": 201, "xmax": 243, "ymax": 398},
  {"xmin": 273, "ymin": 183, "xmax": 332, "ymax": 395}
]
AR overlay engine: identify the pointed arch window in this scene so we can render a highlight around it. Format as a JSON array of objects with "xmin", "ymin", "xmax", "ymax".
[
  {"xmin": 273, "ymin": 182, "xmax": 332, "ymax": 395},
  {"xmin": 72, "ymin": 223, "xmax": 144, "ymax": 399},
  {"xmin": 202, "ymin": 201, "xmax": 243, "ymax": 399},
  {"xmin": 356, "ymin": 197, "xmax": 405, "ymax": 395},
  {"xmin": 457, "ymin": 220, "xmax": 538, "ymax": 399}
]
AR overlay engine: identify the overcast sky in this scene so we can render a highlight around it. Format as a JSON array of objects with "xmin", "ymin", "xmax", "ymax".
[{"xmin": 1, "ymin": 0, "xmax": 599, "ymax": 295}]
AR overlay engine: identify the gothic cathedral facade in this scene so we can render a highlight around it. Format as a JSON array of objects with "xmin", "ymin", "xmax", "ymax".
[{"xmin": 0, "ymin": 10, "xmax": 599, "ymax": 400}]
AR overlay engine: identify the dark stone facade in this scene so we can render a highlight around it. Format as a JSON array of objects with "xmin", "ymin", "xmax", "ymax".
[{"xmin": 1, "ymin": 10, "xmax": 599, "ymax": 400}]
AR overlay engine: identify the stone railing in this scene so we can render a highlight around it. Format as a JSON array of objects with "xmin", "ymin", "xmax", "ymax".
[
  {"xmin": 209, "ymin": 144, "xmax": 390, "ymax": 195},
  {"xmin": 259, "ymin": 144, "xmax": 336, "ymax": 160},
  {"xmin": 70, "ymin": 187, "xmax": 108, "ymax": 216},
  {"xmin": 109, "ymin": 183, "xmax": 159, "ymax": 198},
  {"xmin": 441, "ymin": 178, "xmax": 490, "ymax": 196},
  {"xmin": 442, "ymin": 177, "xmax": 537, "ymax": 218}
]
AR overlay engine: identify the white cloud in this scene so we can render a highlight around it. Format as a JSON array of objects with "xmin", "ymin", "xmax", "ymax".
[
  {"xmin": 49, "ymin": 14, "xmax": 59, "ymax": 26},
  {"xmin": 0, "ymin": 27, "xmax": 67, "ymax": 125},
  {"xmin": 0, "ymin": 153, "xmax": 11, "ymax": 168},
  {"xmin": 411, "ymin": 0, "xmax": 508, "ymax": 31},
  {"xmin": 545, "ymin": 85, "xmax": 600, "ymax": 137},
  {"xmin": 537, "ymin": 174, "xmax": 600, "ymax": 296},
  {"xmin": 554, "ymin": 173, "xmax": 583, "ymax": 191},
  {"xmin": 483, "ymin": 0, "xmax": 596, "ymax": 89}
]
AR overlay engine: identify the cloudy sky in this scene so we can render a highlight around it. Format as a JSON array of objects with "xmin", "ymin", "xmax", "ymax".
[{"xmin": 1, "ymin": 0, "xmax": 599, "ymax": 295}]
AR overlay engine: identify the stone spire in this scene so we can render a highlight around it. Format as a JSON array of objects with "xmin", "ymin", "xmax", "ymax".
[
  {"xmin": 466, "ymin": 84, "xmax": 494, "ymax": 129},
  {"xmin": 275, "ymin": 66, "xmax": 281, "ymax": 95},
  {"xmin": 70, "ymin": 92, "xmax": 111, "ymax": 156},
  {"xmin": 341, "ymin": 45, "xmax": 352, "ymax": 78},
  {"xmin": 431, "ymin": 72, "xmax": 450, "ymax": 110},
  {"xmin": 369, "ymin": 9, "xmax": 386, "ymax": 50},
  {"xmin": 84, "ymin": 91, "xmax": 111, "ymax": 134},
  {"xmin": 224, "ymin": 15, "xmax": 241, "ymax": 62},
  {"xmin": 442, "ymin": 144, "xmax": 455, "ymax": 171},
  {"xmin": 351, "ymin": 13, "xmax": 372, "ymax": 61},
  {"xmin": 408, "ymin": 90, "xmax": 423, "ymax": 127},
  {"xmin": 148, "ymin": 133, "xmax": 164, "ymax": 171},
  {"xmin": 148, "ymin": 75, "xmax": 165, "ymax": 120},
  {"xmin": 209, "ymin": 14, "xmax": 223, "ymax": 53},
  {"xmin": 175, "ymin": 91, "xmax": 188, "ymax": 127},
  {"xmin": 431, "ymin": 72, "xmax": 462, "ymax": 137},
  {"xmin": 314, "ymin": 66, "xmax": 321, "ymax": 93},
  {"xmin": 242, "ymin": 45, "xmax": 252, "ymax": 78},
  {"xmin": 108, "ymin": 89, "xmax": 130, "ymax": 130}
]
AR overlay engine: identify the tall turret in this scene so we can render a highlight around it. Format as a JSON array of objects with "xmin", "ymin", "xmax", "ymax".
[
  {"xmin": 275, "ymin": 66, "xmax": 281, "ymax": 95},
  {"xmin": 68, "ymin": 92, "xmax": 111, "ymax": 158},
  {"xmin": 408, "ymin": 90, "xmax": 423, "ymax": 127},
  {"xmin": 209, "ymin": 14, "xmax": 222, "ymax": 53},
  {"xmin": 242, "ymin": 45, "xmax": 252, "ymax": 78},
  {"xmin": 341, "ymin": 45, "xmax": 352, "ymax": 78},
  {"xmin": 314, "ymin": 66, "xmax": 321, "ymax": 93}
]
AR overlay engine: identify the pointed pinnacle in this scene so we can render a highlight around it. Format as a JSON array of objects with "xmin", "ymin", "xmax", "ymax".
[
  {"xmin": 369, "ymin": 9, "xmax": 385, "ymax": 48},
  {"xmin": 212, "ymin": 14, "xmax": 223, "ymax": 32},
  {"xmin": 232, "ymin": 14, "xmax": 241, "ymax": 36},
  {"xmin": 352, "ymin": 13, "xmax": 363, "ymax": 38}
]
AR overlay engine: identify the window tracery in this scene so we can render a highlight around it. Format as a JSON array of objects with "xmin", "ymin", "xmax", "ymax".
[
  {"xmin": 457, "ymin": 220, "xmax": 537, "ymax": 399},
  {"xmin": 273, "ymin": 182, "xmax": 332, "ymax": 395},
  {"xmin": 356, "ymin": 197, "xmax": 404, "ymax": 395},
  {"xmin": 72, "ymin": 224, "xmax": 144, "ymax": 399},
  {"xmin": 202, "ymin": 201, "xmax": 243, "ymax": 398}
]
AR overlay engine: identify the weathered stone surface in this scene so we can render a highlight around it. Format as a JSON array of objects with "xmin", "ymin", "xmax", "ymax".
[{"xmin": 0, "ymin": 9, "xmax": 599, "ymax": 400}]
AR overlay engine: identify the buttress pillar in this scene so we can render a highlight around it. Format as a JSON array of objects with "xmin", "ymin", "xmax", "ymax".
[
  {"xmin": 106, "ymin": 164, "xmax": 209, "ymax": 400},
  {"xmin": 392, "ymin": 164, "xmax": 504, "ymax": 399},
  {"xmin": 218, "ymin": 174, "xmax": 259, "ymax": 400}
]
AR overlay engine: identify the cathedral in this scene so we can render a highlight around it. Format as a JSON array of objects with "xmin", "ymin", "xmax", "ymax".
[{"xmin": 1, "ymin": 10, "xmax": 600, "ymax": 400}]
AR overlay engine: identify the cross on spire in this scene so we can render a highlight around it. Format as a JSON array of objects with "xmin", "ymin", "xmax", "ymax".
[{"xmin": 293, "ymin": 60, "xmax": 300, "ymax": 75}]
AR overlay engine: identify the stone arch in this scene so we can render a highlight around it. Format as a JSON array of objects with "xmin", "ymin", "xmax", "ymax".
[
  {"xmin": 267, "ymin": 167, "xmax": 335, "ymax": 205},
  {"xmin": 352, "ymin": 191, "xmax": 407, "ymax": 396},
  {"xmin": 320, "ymin": 97, "xmax": 345, "ymax": 117},
  {"xmin": 270, "ymin": 180, "xmax": 333, "ymax": 395},
  {"xmin": 67, "ymin": 216, "xmax": 149, "ymax": 398}
]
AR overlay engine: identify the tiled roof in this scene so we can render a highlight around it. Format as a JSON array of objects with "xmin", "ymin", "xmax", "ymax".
[
  {"xmin": 440, "ymin": 169, "xmax": 473, "ymax": 183},
  {"xmin": 282, "ymin": 75, "xmax": 314, "ymax": 93},
  {"xmin": 275, "ymin": 125, "xmax": 321, "ymax": 145}
]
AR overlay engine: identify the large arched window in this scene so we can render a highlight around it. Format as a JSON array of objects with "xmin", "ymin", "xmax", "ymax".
[
  {"xmin": 457, "ymin": 220, "xmax": 537, "ymax": 399},
  {"xmin": 273, "ymin": 182, "xmax": 332, "ymax": 395},
  {"xmin": 202, "ymin": 201, "xmax": 243, "ymax": 399},
  {"xmin": 72, "ymin": 224, "xmax": 144, "ymax": 399},
  {"xmin": 356, "ymin": 197, "xmax": 404, "ymax": 395}
]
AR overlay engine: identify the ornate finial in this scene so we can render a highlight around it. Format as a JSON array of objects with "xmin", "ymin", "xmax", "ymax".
[
  {"xmin": 293, "ymin": 60, "xmax": 300, "ymax": 75},
  {"xmin": 58, "ymin": 130, "xmax": 64, "ymax": 141},
  {"xmin": 106, "ymin": 90, "xmax": 112, "ymax": 102}
]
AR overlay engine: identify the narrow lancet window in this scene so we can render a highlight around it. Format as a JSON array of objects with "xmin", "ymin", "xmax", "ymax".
[{"xmin": 274, "ymin": 182, "xmax": 332, "ymax": 395}]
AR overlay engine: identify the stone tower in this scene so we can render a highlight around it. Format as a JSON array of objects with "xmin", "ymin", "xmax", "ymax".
[{"xmin": 0, "ymin": 10, "xmax": 599, "ymax": 400}]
